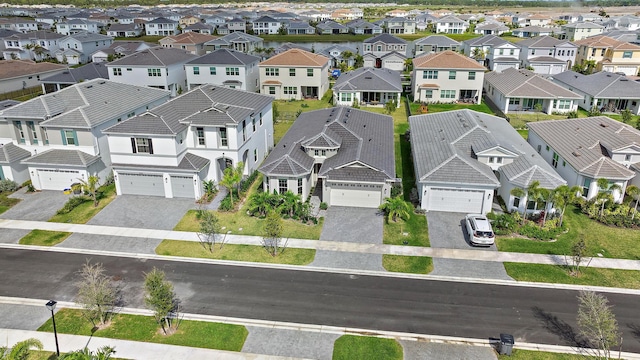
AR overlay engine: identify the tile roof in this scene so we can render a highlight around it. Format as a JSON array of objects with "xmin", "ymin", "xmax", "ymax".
[
  {"xmin": 333, "ymin": 67, "xmax": 402, "ymax": 93},
  {"xmin": 363, "ymin": 33, "xmax": 407, "ymax": 45},
  {"xmin": 0, "ymin": 59, "xmax": 66, "ymax": 81},
  {"xmin": 414, "ymin": 35, "xmax": 460, "ymax": 46},
  {"xmin": 63, "ymin": 31, "xmax": 112, "ymax": 43},
  {"xmin": 260, "ymin": 107, "xmax": 395, "ymax": 182},
  {"xmin": 186, "ymin": 48, "xmax": 259, "ymax": 66},
  {"xmin": 0, "ymin": 142, "xmax": 31, "ymax": 163},
  {"xmin": 21, "ymin": 149, "xmax": 101, "ymax": 167},
  {"xmin": 463, "ymin": 34, "xmax": 507, "ymax": 47},
  {"xmin": 204, "ymin": 32, "xmax": 262, "ymax": 46},
  {"xmin": 528, "ymin": 116, "xmax": 638, "ymax": 180},
  {"xmin": 259, "ymin": 48, "xmax": 328, "ymax": 67},
  {"xmin": 160, "ymin": 32, "xmax": 216, "ymax": 45},
  {"xmin": 413, "ymin": 50, "xmax": 486, "ymax": 69},
  {"xmin": 108, "ymin": 46, "xmax": 197, "ymax": 67},
  {"xmin": 552, "ymin": 70, "xmax": 640, "ymax": 99},
  {"xmin": 517, "ymin": 35, "xmax": 575, "ymax": 48},
  {"xmin": 113, "ymin": 152, "xmax": 209, "ymax": 172},
  {"xmin": 103, "ymin": 85, "xmax": 273, "ymax": 136},
  {"xmin": 485, "ymin": 68, "xmax": 582, "ymax": 99},
  {"xmin": 40, "ymin": 62, "xmax": 109, "ymax": 84},
  {"xmin": 147, "ymin": 17, "xmax": 177, "ymax": 24},
  {"xmin": 564, "ymin": 22, "xmax": 604, "ymax": 29},
  {"xmin": 3, "ymin": 30, "xmax": 64, "ymax": 41}
]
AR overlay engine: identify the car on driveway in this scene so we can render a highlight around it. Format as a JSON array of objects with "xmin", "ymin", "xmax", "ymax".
[{"xmin": 464, "ymin": 214, "xmax": 495, "ymax": 246}]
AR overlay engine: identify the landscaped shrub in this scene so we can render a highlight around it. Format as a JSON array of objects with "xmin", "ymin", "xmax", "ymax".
[
  {"xmin": 218, "ymin": 189, "xmax": 239, "ymax": 212},
  {"xmin": 239, "ymin": 171, "xmax": 259, "ymax": 194},
  {"xmin": 574, "ymin": 198, "xmax": 640, "ymax": 228},
  {"xmin": 0, "ymin": 179, "xmax": 19, "ymax": 192},
  {"xmin": 56, "ymin": 196, "xmax": 90, "ymax": 215},
  {"xmin": 517, "ymin": 222, "xmax": 564, "ymax": 240},
  {"xmin": 488, "ymin": 212, "xmax": 517, "ymax": 235},
  {"xmin": 319, "ymin": 202, "xmax": 328, "ymax": 210}
]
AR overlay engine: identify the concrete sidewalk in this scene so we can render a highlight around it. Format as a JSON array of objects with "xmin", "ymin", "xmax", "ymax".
[{"xmin": 1, "ymin": 218, "xmax": 639, "ymax": 271}]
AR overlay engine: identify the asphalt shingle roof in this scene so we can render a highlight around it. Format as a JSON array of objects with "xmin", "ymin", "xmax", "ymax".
[
  {"xmin": 108, "ymin": 46, "xmax": 197, "ymax": 67},
  {"xmin": 40, "ymin": 62, "xmax": 109, "ymax": 84},
  {"xmin": 363, "ymin": 33, "xmax": 407, "ymax": 45},
  {"xmin": 186, "ymin": 48, "xmax": 259, "ymax": 66},
  {"xmin": 333, "ymin": 68, "xmax": 402, "ymax": 93},
  {"xmin": 552, "ymin": 70, "xmax": 640, "ymax": 99},
  {"xmin": 414, "ymin": 35, "xmax": 460, "ymax": 47},
  {"xmin": 0, "ymin": 142, "xmax": 31, "ymax": 163},
  {"xmin": 21, "ymin": 149, "xmax": 101, "ymax": 166},
  {"xmin": 113, "ymin": 152, "xmax": 209, "ymax": 172},
  {"xmin": 485, "ymin": 68, "xmax": 582, "ymax": 99}
]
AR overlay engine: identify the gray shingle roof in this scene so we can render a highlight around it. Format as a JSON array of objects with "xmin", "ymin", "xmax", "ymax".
[
  {"xmin": 528, "ymin": 56, "xmax": 567, "ymax": 64},
  {"xmin": 517, "ymin": 35, "xmax": 575, "ymax": 48},
  {"xmin": 0, "ymin": 142, "xmax": 31, "ymax": 163},
  {"xmin": 463, "ymin": 34, "xmax": 507, "ymax": 47},
  {"xmin": 551, "ymin": 71, "xmax": 640, "ymax": 99},
  {"xmin": 528, "ymin": 116, "xmax": 638, "ymax": 180},
  {"xmin": 260, "ymin": 107, "xmax": 395, "ymax": 182},
  {"xmin": 364, "ymin": 33, "xmax": 407, "ymax": 45},
  {"xmin": 21, "ymin": 149, "xmax": 101, "ymax": 167},
  {"xmin": 103, "ymin": 85, "xmax": 273, "ymax": 136},
  {"xmin": 485, "ymin": 68, "xmax": 582, "ymax": 99},
  {"xmin": 409, "ymin": 109, "xmax": 565, "ymax": 188},
  {"xmin": 414, "ymin": 35, "xmax": 460, "ymax": 47},
  {"xmin": 40, "ymin": 62, "xmax": 109, "ymax": 84},
  {"xmin": 108, "ymin": 46, "xmax": 197, "ymax": 67},
  {"xmin": 0, "ymin": 79, "xmax": 170, "ymax": 129},
  {"xmin": 64, "ymin": 32, "xmax": 112, "ymax": 43},
  {"xmin": 186, "ymin": 48, "xmax": 259, "ymax": 66},
  {"xmin": 333, "ymin": 68, "xmax": 402, "ymax": 93},
  {"xmin": 147, "ymin": 17, "xmax": 177, "ymax": 24},
  {"xmin": 113, "ymin": 152, "xmax": 209, "ymax": 172},
  {"xmin": 204, "ymin": 32, "xmax": 262, "ymax": 46}
]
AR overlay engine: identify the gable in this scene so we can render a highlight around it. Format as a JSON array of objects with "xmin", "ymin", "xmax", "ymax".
[{"xmin": 474, "ymin": 146, "xmax": 518, "ymax": 157}]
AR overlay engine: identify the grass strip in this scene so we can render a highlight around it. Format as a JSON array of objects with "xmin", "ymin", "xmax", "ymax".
[
  {"xmin": 504, "ymin": 262, "xmax": 640, "ymax": 289},
  {"xmin": 333, "ymin": 335, "xmax": 403, "ymax": 360},
  {"xmin": 19, "ymin": 230, "xmax": 71, "ymax": 246}
]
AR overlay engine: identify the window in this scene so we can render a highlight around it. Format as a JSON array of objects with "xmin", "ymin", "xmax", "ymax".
[
  {"xmin": 254, "ymin": 149, "xmax": 258, "ymax": 162},
  {"xmin": 148, "ymin": 68, "xmax": 161, "ymax": 77},
  {"xmin": 307, "ymin": 68, "xmax": 313, "ymax": 77},
  {"xmin": 424, "ymin": 89, "xmax": 433, "ymax": 99},
  {"xmin": 192, "ymin": 66, "xmax": 199, "ymax": 75},
  {"xmin": 297, "ymin": 178, "xmax": 303, "ymax": 195},
  {"xmin": 510, "ymin": 49, "xmax": 514, "ymax": 55},
  {"xmin": 268, "ymin": 86, "xmax": 276, "ymax": 95},
  {"xmin": 591, "ymin": 48, "xmax": 596, "ymax": 57},
  {"xmin": 265, "ymin": 68, "xmax": 279, "ymax": 76},
  {"xmin": 468, "ymin": 71, "xmax": 476, "ymax": 80},
  {"xmin": 278, "ymin": 179, "xmax": 287, "ymax": 194},
  {"xmin": 340, "ymin": 92, "xmax": 352, "ymax": 102},
  {"xmin": 259, "ymin": 112, "xmax": 263, "ymax": 126},
  {"xmin": 489, "ymin": 157, "xmax": 503, "ymax": 164},
  {"xmin": 552, "ymin": 152, "xmax": 559, "ymax": 168},
  {"xmin": 321, "ymin": 149, "xmax": 326, "ymax": 156},
  {"xmin": 242, "ymin": 120, "xmax": 246, "ymax": 141},
  {"xmin": 113, "ymin": 68, "xmax": 122, "ymax": 76},
  {"xmin": 314, "ymin": 149, "xmax": 320, "ymax": 156},
  {"xmin": 441, "ymin": 90, "xmax": 455, "ymax": 99},
  {"xmin": 513, "ymin": 197, "xmax": 520, "ymax": 208},
  {"xmin": 131, "ymin": 137, "xmax": 153, "ymax": 154},
  {"xmin": 27, "ymin": 121, "xmax": 37, "ymax": 144},
  {"xmin": 62, "ymin": 129, "xmax": 77, "ymax": 146},
  {"xmin": 209, "ymin": 67, "xmax": 216, "ymax": 75},
  {"xmin": 219, "ymin": 127, "xmax": 228, "ymax": 146},
  {"xmin": 196, "ymin": 127, "xmax": 205, "ymax": 146},
  {"xmin": 448, "ymin": 71, "xmax": 456, "ymax": 80},
  {"xmin": 582, "ymin": 178, "xmax": 591, "ymax": 197},
  {"xmin": 600, "ymin": 48, "xmax": 605, "ymax": 56},
  {"xmin": 252, "ymin": 117, "xmax": 256, "ymax": 132},
  {"xmin": 556, "ymin": 100, "xmax": 571, "ymax": 110},
  {"xmin": 284, "ymin": 86, "xmax": 297, "ymax": 95},
  {"xmin": 509, "ymin": 98, "xmax": 520, "ymax": 105},
  {"xmin": 226, "ymin": 67, "xmax": 239, "ymax": 76},
  {"xmin": 423, "ymin": 70, "xmax": 438, "ymax": 79},
  {"xmin": 623, "ymin": 51, "xmax": 632, "ymax": 59},
  {"xmin": 499, "ymin": 49, "xmax": 504, "ymax": 55},
  {"xmin": 289, "ymin": 68, "xmax": 296, "ymax": 76},
  {"xmin": 14, "ymin": 121, "xmax": 25, "ymax": 143},
  {"xmin": 625, "ymin": 154, "xmax": 632, "ymax": 162}
]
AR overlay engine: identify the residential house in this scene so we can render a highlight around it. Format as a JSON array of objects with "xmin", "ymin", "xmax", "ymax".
[
  {"xmin": 346, "ymin": 19, "xmax": 383, "ymax": 35},
  {"xmin": 614, "ymin": 15, "xmax": 640, "ymax": 31},
  {"xmin": 40, "ymin": 62, "xmax": 108, "ymax": 93},
  {"xmin": 56, "ymin": 19, "xmax": 100, "ymax": 35},
  {"xmin": 517, "ymin": 35, "xmax": 577, "ymax": 74},
  {"xmin": 383, "ymin": 17, "xmax": 416, "ymax": 35},
  {"xmin": 252, "ymin": 16, "xmax": 281, "ymax": 35},
  {"xmin": 259, "ymin": 48, "xmax": 329, "ymax": 100},
  {"xmin": 91, "ymin": 41, "xmax": 154, "ymax": 63},
  {"xmin": 386, "ymin": 9, "xmax": 408, "ymax": 18},
  {"xmin": 226, "ymin": 18, "xmax": 247, "ymax": 33},
  {"xmin": 434, "ymin": 15, "xmax": 469, "ymax": 34},
  {"xmin": 107, "ymin": 46, "xmax": 197, "ymax": 97},
  {"xmin": 55, "ymin": 32, "xmax": 113, "ymax": 65},
  {"xmin": 551, "ymin": 71, "xmax": 640, "ymax": 115},
  {"xmin": 460, "ymin": 34, "xmax": 507, "ymax": 62},
  {"xmin": 204, "ymin": 32, "xmax": 262, "ymax": 54},
  {"xmin": 528, "ymin": 117, "xmax": 640, "ymax": 203},
  {"xmin": 0, "ymin": 29, "xmax": 20, "ymax": 57},
  {"xmin": 511, "ymin": 26, "xmax": 559, "ymax": 38},
  {"xmin": 316, "ymin": 20, "xmax": 348, "ymax": 35},
  {"xmin": 474, "ymin": 21, "xmax": 509, "ymax": 36},
  {"xmin": 2, "ymin": 30, "xmax": 64, "ymax": 61},
  {"xmin": 179, "ymin": 15, "xmax": 201, "ymax": 27},
  {"xmin": 106, "ymin": 23, "xmax": 142, "ymax": 38},
  {"xmin": 523, "ymin": 14, "xmax": 553, "ymax": 28},
  {"xmin": 146, "ymin": 17, "xmax": 179, "ymax": 36},
  {"xmin": 574, "ymin": 35, "xmax": 640, "ymax": 76},
  {"xmin": 0, "ymin": 79, "xmax": 170, "ymax": 190},
  {"xmin": 185, "ymin": 48, "xmax": 259, "ymax": 92},
  {"xmin": 286, "ymin": 21, "xmax": 315, "ymax": 35},
  {"xmin": 103, "ymin": 85, "xmax": 274, "ymax": 199},
  {"xmin": 183, "ymin": 22, "xmax": 214, "ymax": 35},
  {"xmin": 411, "ymin": 50, "xmax": 485, "ymax": 104},
  {"xmin": 484, "ymin": 68, "xmax": 582, "ymax": 114},
  {"xmin": 410, "ymin": 109, "xmax": 565, "ymax": 214},
  {"xmin": 486, "ymin": 40, "xmax": 521, "ymax": 72},
  {"xmin": 0, "ymin": 59, "xmax": 66, "ymax": 94},
  {"xmin": 159, "ymin": 32, "xmax": 216, "ymax": 56},
  {"xmin": 561, "ymin": 22, "xmax": 604, "ymax": 41},
  {"xmin": 362, "ymin": 33, "xmax": 409, "ymax": 58},
  {"xmin": 0, "ymin": 142, "xmax": 31, "ymax": 183},
  {"xmin": 259, "ymin": 107, "xmax": 395, "ymax": 208},
  {"xmin": 319, "ymin": 44, "xmax": 358, "ymax": 69},
  {"xmin": 362, "ymin": 51, "xmax": 406, "ymax": 72},
  {"xmin": 415, "ymin": 13, "xmax": 439, "ymax": 31},
  {"xmin": 413, "ymin": 35, "xmax": 460, "ymax": 57},
  {"xmin": 333, "ymin": 67, "xmax": 401, "ymax": 107},
  {"xmin": 0, "ymin": 17, "xmax": 38, "ymax": 33}
]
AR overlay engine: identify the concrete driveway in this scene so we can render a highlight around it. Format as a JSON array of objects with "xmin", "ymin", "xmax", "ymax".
[
  {"xmin": 0, "ymin": 188, "xmax": 69, "ymax": 221},
  {"xmin": 310, "ymin": 206, "xmax": 384, "ymax": 271},
  {"xmin": 426, "ymin": 212, "xmax": 512, "ymax": 280}
]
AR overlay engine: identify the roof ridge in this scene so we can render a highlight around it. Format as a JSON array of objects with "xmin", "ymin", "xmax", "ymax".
[{"xmin": 421, "ymin": 153, "xmax": 456, "ymax": 180}]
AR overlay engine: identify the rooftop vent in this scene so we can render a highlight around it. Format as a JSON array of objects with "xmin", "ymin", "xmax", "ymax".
[
  {"xmin": 572, "ymin": 151, "xmax": 581, "ymax": 156},
  {"xmin": 86, "ymin": 85, "xmax": 92, "ymax": 88},
  {"xmin": 600, "ymin": 122, "xmax": 609, "ymax": 128}
]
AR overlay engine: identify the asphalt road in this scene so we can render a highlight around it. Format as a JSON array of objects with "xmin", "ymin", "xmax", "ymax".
[{"xmin": 2, "ymin": 248, "xmax": 639, "ymax": 352}]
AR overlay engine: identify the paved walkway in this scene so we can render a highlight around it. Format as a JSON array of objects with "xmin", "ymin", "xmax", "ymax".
[{"xmin": 1, "ymin": 218, "xmax": 639, "ymax": 271}]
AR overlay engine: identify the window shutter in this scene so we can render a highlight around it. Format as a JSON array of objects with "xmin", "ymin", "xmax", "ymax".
[
  {"xmin": 148, "ymin": 138, "xmax": 154, "ymax": 154},
  {"xmin": 60, "ymin": 130, "xmax": 67, "ymax": 145},
  {"xmin": 131, "ymin": 138, "xmax": 137, "ymax": 153},
  {"xmin": 72, "ymin": 130, "xmax": 78, "ymax": 146}
]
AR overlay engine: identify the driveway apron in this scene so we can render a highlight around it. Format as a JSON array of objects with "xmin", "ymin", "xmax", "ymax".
[{"xmin": 0, "ymin": 189, "xmax": 69, "ymax": 221}]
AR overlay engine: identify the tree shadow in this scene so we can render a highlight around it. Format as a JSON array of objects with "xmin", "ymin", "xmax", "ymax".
[
  {"xmin": 532, "ymin": 306, "xmax": 587, "ymax": 347},
  {"xmin": 627, "ymin": 323, "xmax": 640, "ymax": 341}
]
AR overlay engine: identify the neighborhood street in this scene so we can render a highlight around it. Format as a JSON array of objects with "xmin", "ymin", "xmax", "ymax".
[{"xmin": 2, "ymin": 248, "xmax": 640, "ymax": 353}]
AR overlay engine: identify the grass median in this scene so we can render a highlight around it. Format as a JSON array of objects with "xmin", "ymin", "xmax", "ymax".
[
  {"xmin": 333, "ymin": 335, "xmax": 403, "ymax": 360},
  {"xmin": 38, "ymin": 308, "xmax": 247, "ymax": 352},
  {"xmin": 504, "ymin": 263, "xmax": 640, "ymax": 289},
  {"xmin": 49, "ymin": 184, "xmax": 117, "ymax": 224},
  {"xmin": 156, "ymin": 240, "xmax": 315, "ymax": 265},
  {"xmin": 19, "ymin": 230, "xmax": 71, "ymax": 246},
  {"xmin": 499, "ymin": 349, "xmax": 597, "ymax": 359}
]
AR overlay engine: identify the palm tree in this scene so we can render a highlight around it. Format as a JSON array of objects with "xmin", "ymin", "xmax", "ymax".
[
  {"xmin": 279, "ymin": 191, "xmax": 301, "ymax": 218},
  {"xmin": 248, "ymin": 191, "xmax": 274, "ymax": 217},
  {"xmin": 340, "ymin": 50, "xmax": 353, "ymax": 67},
  {"xmin": 471, "ymin": 47, "xmax": 485, "ymax": 61},
  {"xmin": 76, "ymin": 175, "xmax": 100, "ymax": 207},
  {"xmin": 626, "ymin": 185, "xmax": 640, "ymax": 220},
  {"xmin": 539, "ymin": 187, "xmax": 555, "ymax": 225},
  {"xmin": 59, "ymin": 346, "xmax": 116, "ymax": 360},
  {"xmin": 219, "ymin": 161, "xmax": 243, "ymax": 207},
  {"xmin": 0, "ymin": 338, "xmax": 43, "ymax": 360},
  {"xmin": 553, "ymin": 185, "xmax": 581, "ymax": 227},
  {"xmin": 596, "ymin": 178, "xmax": 621, "ymax": 218},
  {"xmin": 526, "ymin": 181, "xmax": 544, "ymax": 213},
  {"xmin": 379, "ymin": 197, "xmax": 412, "ymax": 222}
]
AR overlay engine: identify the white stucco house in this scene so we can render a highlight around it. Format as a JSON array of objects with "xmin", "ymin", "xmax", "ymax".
[
  {"xmin": 185, "ymin": 49, "xmax": 260, "ymax": 92},
  {"xmin": 333, "ymin": 67, "xmax": 402, "ymax": 107},
  {"xmin": 259, "ymin": 48, "xmax": 329, "ymax": 100},
  {"xmin": 55, "ymin": 32, "xmax": 113, "ymax": 65}
]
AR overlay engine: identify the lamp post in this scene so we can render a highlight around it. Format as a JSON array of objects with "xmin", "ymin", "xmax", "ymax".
[{"xmin": 45, "ymin": 300, "xmax": 60, "ymax": 356}]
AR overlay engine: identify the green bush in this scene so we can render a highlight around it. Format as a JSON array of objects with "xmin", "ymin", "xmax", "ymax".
[
  {"xmin": 240, "ymin": 171, "xmax": 259, "ymax": 193},
  {"xmin": 319, "ymin": 202, "xmax": 328, "ymax": 210},
  {"xmin": 56, "ymin": 195, "xmax": 90, "ymax": 215},
  {"xmin": 489, "ymin": 212, "xmax": 517, "ymax": 235},
  {"xmin": 0, "ymin": 179, "xmax": 19, "ymax": 192},
  {"xmin": 517, "ymin": 222, "xmax": 564, "ymax": 240},
  {"xmin": 218, "ymin": 190, "xmax": 239, "ymax": 212}
]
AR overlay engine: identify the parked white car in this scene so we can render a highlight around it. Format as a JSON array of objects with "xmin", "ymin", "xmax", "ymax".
[{"xmin": 464, "ymin": 214, "xmax": 495, "ymax": 246}]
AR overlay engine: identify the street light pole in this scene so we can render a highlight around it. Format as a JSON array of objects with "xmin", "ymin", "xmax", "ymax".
[{"xmin": 45, "ymin": 300, "xmax": 60, "ymax": 357}]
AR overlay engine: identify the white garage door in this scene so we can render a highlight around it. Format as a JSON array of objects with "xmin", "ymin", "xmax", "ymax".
[
  {"xmin": 118, "ymin": 173, "xmax": 165, "ymax": 197},
  {"xmin": 37, "ymin": 169, "xmax": 79, "ymax": 191},
  {"xmin": 171, "ymin": 175, "xmax": 195, "ymax": 199},
  {"xmin": 330, "ymin": 188, "xmax": 381, "ymax": 208},
  {"xmin": 615, "ymin": 66, "xmax": 637, "ymax": 76},
  {"xmin": 427, "ymin": 188, "xmax": 484, "ymax": 213}
]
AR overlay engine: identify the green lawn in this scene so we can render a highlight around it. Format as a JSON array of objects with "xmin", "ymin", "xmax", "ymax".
[
  {"xmin": 260, "ymin": 34, "xmax": 370, "ymax": 42},
  {"xmin": 19, "ymin": 230, "xmax": 71, "ymax": 246},
  {"xmin": 504, "ymin": 263, "xmax": 640, "ymax": 289},
  {"xmin": 156, "ymin": 240, "xmax": 315, "ymax": 265},
  {"xmin": 507, "ymin": 112, "xmax": 572, "ymax": 130},
  {"xmin": 383, "ymin": 255, "xmax": 433, "ymax": 274},
  {"xmin": 382, "ymin": 211, "xmax": 431, "ymax": 274},
  {"xmin": 48, "ymin": 184, "xmax": 117, "ymax": 224},
  {"xmin": 496, "ymin": 206, "xmax": 640, "ymax": 260},
  {"xmin": 517, "ymin": 129, "xmax": 528, "ymax": 139},
  {"xmin": 499, "ymin": 349, "xmax": 596, "ymax": 359},
  {"xmin": 0, "ymin": 192, "xmax": 20, "ymax": 215},
  {"xmin": 114, "ymin": 35, "xmax": 162, "ymax": 43},
  {"xmin": 332, "ymin": 335, "xmax": 403, "ymax": 360},
  {"xmin": 38, "ymin": 308, "xmax": 247, "ymax": 352},
  {"xmin": 410, "ymin": 102, "xmax": 494, "ymax": 116}
]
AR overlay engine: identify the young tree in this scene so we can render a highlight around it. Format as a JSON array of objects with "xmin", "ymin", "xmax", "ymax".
[
  {"xmin": 379, "ymin": 197, "xmax": 412, "ymax": 222},
  {"xmin": 577, "ymin": 290, "xmax": 621, "ymax": 359},
  {"xmin": 197, "ymin": 210, "xmax": 222, "ymax": 252},
  {"xmin": 596, "ymin": 178, "xmax": 621, "ymax": 218},
  {"xmin": 144, "ymin": 268, "xmax": 180, "ymax": 335},
  {"xmin": 248, "ymin": 191, "xmax": 275, "ymax": 217},
  {"xmin": 262, "ymin": 210, "xmax": 284, "ymax": 256},
  {"xmin": 625, "ymin": 185, "xmax": 640, "ymax": 220},
  {"xmin": 0, "ymin": 338, "xmax": 43, "ymax": 360},
  {"xmin": 534, "ymin": 103, "xmax": 543, "ymax": 121},
  {"xmin": 219, "ymin": 161, "xmax": 244, "ymax": 208},
  {"xmin": 279, "ymin": 191, "xmax": 301, "ymax": 218},
  {"xmin": 568, "ymin": 239, "xmax": 589, "ymax": 276},
  {"xmin": 76, "ymin": 175, "xmax": 100, "ymax": 207},
  {"xmin": 620, "ymin": 109, "xmax": 633, "ymax": 124},
  {"xmin": 59, "ymin": 346, "xmax": 116, "ymax": 360},
  {"xmin": 384, "ymin": 97, "xmax": 397, "ymax": 115},
  {"xmin": 553, "ymin": 185, "xmax": 581, "ymax": 227},
  {"xmin": 76, "ymin": 261, "xmax": 120, "ymax": 327}
]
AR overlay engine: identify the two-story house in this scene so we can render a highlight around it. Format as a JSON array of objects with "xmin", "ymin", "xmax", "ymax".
[
  {"xmin": 412, "ymin": 50, "xmax": 486, "ymax": 104},
  {"xmin": 574, "ymin": 35, "xmax": 640, "ymax": 76},
  {"xmin": 106, "ymin": 23, "xmax": 143, "ymax": 38},
  {"xmin": 185, "ymin": 49, "xmax": 260, "ymax": 92},
  {"xmin": 226, "ymin": 18, "xmax": 247, "ymax": 33},
  {"xmin": 91, "ymin": 41, "xmax": 154, "ymax": 63},
  {"xmin": 259, "ymin": 48, "xmax": 329, "ymax": 100},
  {"xmin": 561, "ymin": 22, "xmax": 605, "ymax": 41},
  {"xmin": 319, "ymin": 44, "xmax": 358, "ymax": 69},
  {"xmin": 107, "ymin": 46, "xmax": 197, "ymax": 97},
  {"xmin": 383, "ymin": 17, "xmax": 416, "ymax": 35},
  {"xmin": 2, "ymin": 30, "xmax": 65, "ymax": 61},
  {"xmin": 0, "ymin": 79, "xmax": 170, "ymax": 190},
  {"xmin": 362, "ymin": 33, "xmax": 409, "ymax": 58},
  {"xmin": 461, "ymin": 34, "xmax": 507, "ymax": 63},
  {"xmin": 102, "ymin": 85, "xmax": 274, "ymax": 199},
  {"xmin": 486, "ymin": 40, "xmax": 521, "ymax": 72},
  {"xmin": 435, "ymin": 15, "xmax": 469, "ymax": 34},
  {"xmin": 413, "ymin": 35, "xmax": 460, "ymax": 57},
  {"xmin": 474, "ymin": 21, "xmax": 510, "ymax": 36},
  {"xmin": 517, "ymin": 35, "xmax": 578, "ymax": 75},
  {"xmin": 203, "ymin": 32, "xmax": 263, "ymax": 54},
  {"xmin": 0, "ymin": 17, "xmax": 38, "ymax": 33},
  {"xmin": 159, "ymin": 32, "xmax": 216, "ymax": 56},
  {"xmin": 56, "ymin": 19, "xmax": 100, "ymax": 35},
  {"xmin": 55, "ymin": 32, "xmax": 113, "ymax": 65},
  {"xmin": 146, "ymin": 17, "xmax": 179, "ymax": 36},
  {"xmin": 252, "ymin": 16, "xmax": 281, "ymax": 35}
]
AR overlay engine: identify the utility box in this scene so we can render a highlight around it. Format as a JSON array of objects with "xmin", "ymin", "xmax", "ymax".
[{"xmin": 499, "ymin": 333, "xmax": 514, "ymax": 356}]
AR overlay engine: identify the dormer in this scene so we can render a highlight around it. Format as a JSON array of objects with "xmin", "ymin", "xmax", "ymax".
[
  {"xmin": 472, "ymin": 141, "xmax": 519, "ymax": 170},
  {"xmin": 301, "ymin": 127, "xmax": 341, "ymax": 162},
  {"xmin": 609, "ymin": 143, "xmax": 640, "ymax": 165}
]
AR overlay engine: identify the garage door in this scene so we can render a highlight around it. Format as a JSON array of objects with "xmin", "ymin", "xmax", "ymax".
[
  {"xmin": 615, "ymin": 66, "xmax": 637, "ymax": 76},
  {"xmin": 118, "ymin": 173, "xmax": 165, "ymax": 197},
  {"xmin": 330, "ymin": 188, "xmax": 381, "ymax": 208},
  {"xmin": 171, "ymin": 175, "xmax": 195, "ymax": 199},
  {"xmin": 37, "ymin": 169, "xmax": 79, "ymax": 190},
  {"xmin": 427, "ymin": 188, "xmax": 484, "ymax": 213}
]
